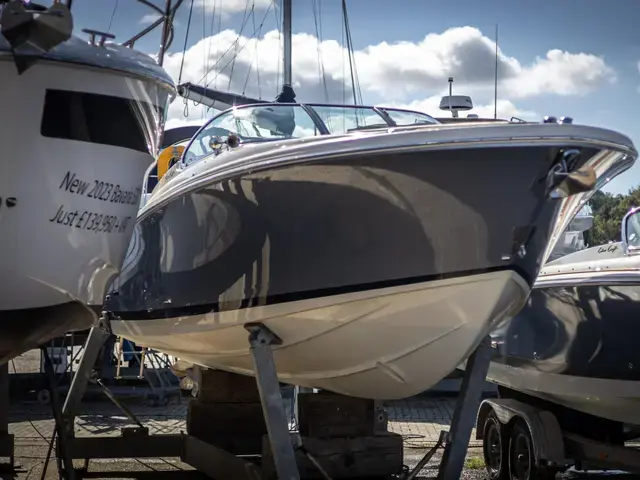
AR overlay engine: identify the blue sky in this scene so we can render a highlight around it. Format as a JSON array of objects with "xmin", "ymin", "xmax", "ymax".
[{"xmin": 71, "ymin": 0, "xmax": 640, "ymax": 195}]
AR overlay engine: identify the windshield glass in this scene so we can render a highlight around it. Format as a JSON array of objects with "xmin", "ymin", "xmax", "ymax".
[
  {"xmin": 626, "ymin": 210, "xmax": 640, "ymax": 249},
  {"xmin": 183, "ymin": 104, "xmax": 319, "ymax": 166},
  {"xmin": 381, "ymin": 108, "xmax": 439, "ymax": 126},
  {"xmin": 310, "ymin": 105, "xmax": 389, "ymax": 135}
]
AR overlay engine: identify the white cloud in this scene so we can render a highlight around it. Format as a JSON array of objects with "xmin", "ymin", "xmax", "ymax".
[
  {"xmin": 139, "ymin": 12, "xmax": 182, "ymax": 27},
  {"xmin": 139, "ymin": 13, "xmax": 161, "ymax": 25},
  {"xmin": 390, "ymin": 96, "xmax": 537, "ymax": 122},
  {"xmin": 162, "ymin": 26, "xmax": 613, "ymax": 128},
  {"xmin": 198, "ymin": 0, "xmax": 272, "ymax": 18}
]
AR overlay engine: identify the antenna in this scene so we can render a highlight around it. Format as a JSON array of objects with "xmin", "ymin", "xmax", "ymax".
[
  {"xmin": 494, "ymin": 24, "xmax": 498, "ymax": 119},
  {"xmin": 448, "ymin": 76, "xmax": 454, "ymax": 117}
]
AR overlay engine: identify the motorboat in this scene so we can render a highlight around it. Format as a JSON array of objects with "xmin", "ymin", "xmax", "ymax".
[
  {"xmin": 0, "ymin": 1, "xmax": 175, "ymax": 364},
  {"xmin": 102, "ymin": 97, "xmax": 636, "ymax": 400},
  {"xmin": 547, "ymin": 204, "xmax": 593, "ymax": 261},
  {"xmin": 486, "ymin": 205, "xmax": 640, "ymax": 430}
]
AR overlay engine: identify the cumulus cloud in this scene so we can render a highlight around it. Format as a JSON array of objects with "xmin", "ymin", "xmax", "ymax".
[
  {"xmin": 163, "ymin": 26, "xmax": 613, "ymax": 128},
  {"xmin": 140, "ymin": 0, "xmax": 270, "ymax": 25},
  {"xmin": 199, "ymin": 0, "xmax": 272, "ymax": 17},
  {"xmin": 139, "ymin": 13, "xmax": 161, "ymax": 25},
  {"xmin": 393, "ymin": 96, "xmax": 537, "ymax": 122}
]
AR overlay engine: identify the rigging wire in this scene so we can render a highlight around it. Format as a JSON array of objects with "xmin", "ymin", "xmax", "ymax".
[
  {"xmin": 243, "ymin": 4, "xmax": 265, "ymax": 96},
  {"xmin": 194, "ymin": 1, "xmax": 262, "ymax": 87},
  {"xmin": 107, "ymin": 0, "xmax": 119, "ymax": 33},
  {"xmin": 273, "ymin": 0, "xmax": 282, "ymax": 94},
  {"xmin": 178, "ymin": 0, "xmax": 195, "ymax": 85},
  {"xmin": 201, "ymin": 0, "xmax": 207, "ymax": 120},
  {"xmin": 198, "ymin": 1, "xmax": 275, "ymax": 89},
  {"xmin": 311, "ymin": 0, "xmax": 329, "ymax": 103},
  {"xmin": 340, "ymin": 6, "xmax": 345, "ymax": 105},
  {"xmin": 203, "ymin": 0, "xmax": 219, "ymax": 113},
  {"xmin": 228, "ymin": 0, "xmax": 254, "ymax": 91},
  {"xmin": 252, "ymin": 8, "xmax": 262, "ymax": 98},
  {"xmin": 341, "ymin": 0, "xmax": 362, "ymax": 105}
]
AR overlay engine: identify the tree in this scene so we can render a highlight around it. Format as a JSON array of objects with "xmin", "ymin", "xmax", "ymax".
[{"xmin": 583, "ymin": 186, "xmax": 640, "ymax": 246}]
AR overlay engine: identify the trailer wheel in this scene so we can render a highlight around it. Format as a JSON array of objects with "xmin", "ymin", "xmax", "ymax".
[
  {"xmin": 483, "ymin": 411, "xmax": 508, "ymax": 480},
  {"xmin": 508, "ymin": 420, "xmax": 555, "ymax": 480}
]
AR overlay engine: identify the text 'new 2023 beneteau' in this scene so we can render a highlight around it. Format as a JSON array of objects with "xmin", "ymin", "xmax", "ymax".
[
  {"xmin": 104, "ymin": 102, "xmax": 636, "ymax": 400},
  {"xmin": 0, "ymin": 0, "xmax": 175, "ymax": 364}
]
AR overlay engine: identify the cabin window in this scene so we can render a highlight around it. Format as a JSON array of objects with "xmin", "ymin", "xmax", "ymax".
[{"xmin": 40, "ymin": 89, "xmax": 162, "ymax": 154}]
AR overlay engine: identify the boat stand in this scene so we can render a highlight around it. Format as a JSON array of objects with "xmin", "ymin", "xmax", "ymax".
[
  {"xmin": 245, "ymin": 322, "xmax": 300, "ymax": 480},
  {"xmin": 0, "ymin": 363, "xmax": 14, "ymax": 472},
  {"xmin": 436, "ymin": 336, "xmax": 493, "ymax": 479},
  {"xmin": 54, "ymin": 319, "xmax": 493, "ymax": 479}
]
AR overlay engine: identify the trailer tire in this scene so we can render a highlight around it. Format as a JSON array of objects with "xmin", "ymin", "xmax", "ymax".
[
  {"xmin": 483, "ymin": 411, "xmax": 508, "ymax": 480},
  {"xmin": 508, "ymin": 419, "xmax": 555, "ymax": 480}
]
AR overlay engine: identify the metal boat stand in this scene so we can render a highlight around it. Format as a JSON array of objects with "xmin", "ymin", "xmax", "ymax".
[
  {"xmin": 54, "ymin": 324, "xmax": 183, "ymax": 478},
  {"xmin": 55, "ymin": 319, "xmax": 493, "ymax": 479},
  {"xmin": 0, "ymin": 363, "xmax": 14, "ymax": 473}
]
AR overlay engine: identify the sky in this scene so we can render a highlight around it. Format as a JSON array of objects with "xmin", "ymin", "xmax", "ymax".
[{"xmin": 70, "ymin": 0, "xmax": 640, "ymax": 195}]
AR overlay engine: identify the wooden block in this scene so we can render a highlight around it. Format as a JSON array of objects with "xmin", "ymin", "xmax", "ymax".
[
  {"xmin": 298, "ymin": 392, "xmax": 388, "ymax": 438},
  {"xmin": 197, "ymin": 369, "xmax": 261, "ymax": 403},
  {"xmin": 262, "ymin": 433, "xmax": 403, "ymax": 479},
  {"xmin": 187, "ymin": 400, "xmax": 267, "ymax": 441}
]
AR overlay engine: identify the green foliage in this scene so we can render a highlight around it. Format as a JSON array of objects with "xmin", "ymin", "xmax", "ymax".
[
  {"xmin": 464, "ymin": 456, "xmax": 485, "ymax": 469},
  {"xmin": 583, "ymin": 186, "xmax": 640, "ymax": 246}
]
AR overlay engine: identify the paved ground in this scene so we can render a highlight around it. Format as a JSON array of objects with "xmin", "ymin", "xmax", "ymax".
[
  {"xmin": 3, "ymin": 350, "xmax": 640, "ymax": 479},
  {"xmin": 5, "ymin": 396, "xmax": 640, "ymax": 479},
  {"xmin": 3, "ymin": 395, "xmax": 484, "ymax": 479}
]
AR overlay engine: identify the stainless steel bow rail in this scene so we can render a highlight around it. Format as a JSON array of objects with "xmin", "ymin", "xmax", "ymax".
[{"xmin": 0, "ymin": 0, "xmax": 182, "ymax": 73}]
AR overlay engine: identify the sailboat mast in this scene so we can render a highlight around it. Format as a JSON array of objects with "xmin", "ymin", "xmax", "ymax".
[
  {"xmin": 282, "ymin": 0, "xmax": 292, "ymax": 86},
  {"xmin": 493, "ymin": 23, "xmax": 499, "ymax": 119},
  {"xmin": 157, "ymin": 0, "xmax": 173, "ymax": 67}
]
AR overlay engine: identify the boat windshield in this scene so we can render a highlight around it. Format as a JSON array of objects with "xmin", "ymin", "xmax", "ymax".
[
  {"xmin": 181, "ymin": 103, "xmax": 439, "ymax": 167},
  {"xmin": 310, "ymin": 105, "xmax": 389, "ymax": 134},
  {"xmin": 380, "ymin": 108, "xmax": 439, "ymax": 127},
  {"xmin": 627, "ymin": 211, "xmax": 640, "ymax": 249},
  {"xmin": 182, "ymin": 104, "xmax": 319, "ymax": 166}
]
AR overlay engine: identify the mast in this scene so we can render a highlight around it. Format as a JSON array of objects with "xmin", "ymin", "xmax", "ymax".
[
  {"xmin": 124, "ymin": 0, "xmax": 184, "ymax": 67},
  {"xmin": 493, "ymin": 24, "xmax": 498, "ymax": 119},
  {"xmin": 157, "ymin": 0, "xmax": 174, "ymax": 67},
  {"xmin": 282, "ymin": 0, "xmax": 292, "ymax": 86}
]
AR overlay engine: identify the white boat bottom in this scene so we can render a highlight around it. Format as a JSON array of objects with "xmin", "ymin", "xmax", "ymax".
[
  {"xmin": 112, "ymin": 269, "xmax": 528, "ymax": 399},
  {"xmin": 486, "ymin": 362, "xmax": 640, "ymax": 426}
]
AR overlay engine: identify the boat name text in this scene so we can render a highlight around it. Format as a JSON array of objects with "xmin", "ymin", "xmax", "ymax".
[
  {"xmin": 48, "ymin": 205, "xmax": 132, "ymax": 234},
  {"xmin": 59, "ymin": 171, "xmax": 141, "ymax": 206},
  {"xmin": 597, "ymin": 244, "xmax": 618, "ymax": 254}
]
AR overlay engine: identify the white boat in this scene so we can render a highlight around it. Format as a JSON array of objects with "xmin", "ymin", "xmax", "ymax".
[
  {"xmin": 103, "ymin": 98, "xmax": 636, "ymax": 400},
  {"xmin": 0, "ymin": 0, "xmax": 175, "ymax": 363},
  {"xmin": 486, "ymin": 206, "xmax": 640, "ymax": 428}
]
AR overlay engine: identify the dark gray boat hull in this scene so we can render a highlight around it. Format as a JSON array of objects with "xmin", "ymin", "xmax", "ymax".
[
  {"xmin": 487, "ymin": 283, "xmax": 640, "ymax": 425},
  {"xmin": 105, "ymin": 144, "xmax": 597, "ymax": 319}
]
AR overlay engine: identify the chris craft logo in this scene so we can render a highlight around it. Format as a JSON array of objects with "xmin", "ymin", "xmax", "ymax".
[{"xmin": 597, "ymin": 244, "xmax": 618, "ymax": 254}]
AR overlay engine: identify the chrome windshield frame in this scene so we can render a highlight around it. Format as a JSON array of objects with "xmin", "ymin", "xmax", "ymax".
[{"xmin": 178, "ymin": 102, "xmax": 441, "ymax": 166}]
